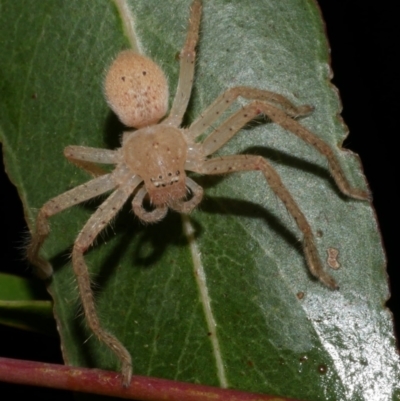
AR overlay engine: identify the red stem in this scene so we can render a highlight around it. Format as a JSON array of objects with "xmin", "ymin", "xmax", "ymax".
[{"xmin": 0, "ymin": 357, "xmax": 302, "ymax": 401}]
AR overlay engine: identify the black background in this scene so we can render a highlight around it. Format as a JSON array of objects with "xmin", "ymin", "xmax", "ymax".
[{"xmin": 0, "ymin": 1, "xmax": 398, "ymax": 398}]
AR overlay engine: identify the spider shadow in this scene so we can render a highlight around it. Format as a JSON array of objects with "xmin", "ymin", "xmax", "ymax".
[
  {"xmin": 94, "ymin": 203, "xmax": 201, "ymax": 282},
  {"xmin": 242, "ymin": 145, "xmax": 348, "ymax": 199},
  {"xmin": 103, "ymin": 111, "xmax": 127, "ymax": 150},
  {"xmin": 82, "ymin": 197, "xmax": 198, "ymax": 276},
  {"xmin": 195, "ymin": 143, "xmax": 347, "ymax": 200},
  {"xmin": 199, "ymin": 194, "xmax": 305, "ymax": 259}
]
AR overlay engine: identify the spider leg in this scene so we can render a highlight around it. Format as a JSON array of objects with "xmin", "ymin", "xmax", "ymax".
[
  {"xmin": 193, "ymin": 155, "xmax": 338, "ymax": 289},
  {"xmin": 164, "ymin": 0, "xmax": 202, "ymax": 127},
  {"xmin": 132, "ymin": 187, "xmax": 168, "ymax": 223},
  {"xmin": 187, "ymin": 86, "xmax": 313, "ymax": 140},
  {"xmin": 199, "ymin": 101, "xmax": 369, "ymax": 200},
  {"xmin": 64, "ymin": 146, "xmax": 119, "ymax": 177},
  {"xmin": 72, "ymin": 176, "xmax": 140, "ymax": 387},
  {"xmin": 168, "ymin": 177, "xmax": 204, "ymax": 213},
  {"xmin": 27, "ymin": 173, "xmax": 117, "ymax": 279}
]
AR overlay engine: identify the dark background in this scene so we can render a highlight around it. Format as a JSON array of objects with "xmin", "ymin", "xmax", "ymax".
[{"xmin": 0, "ymin": 1, "xmax": 397, "ymax": 398}]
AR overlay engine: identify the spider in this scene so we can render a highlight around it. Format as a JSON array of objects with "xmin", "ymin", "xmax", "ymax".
[{"xmin": 27, "ymin": 0, "xmax": 368, "ymax": 386}]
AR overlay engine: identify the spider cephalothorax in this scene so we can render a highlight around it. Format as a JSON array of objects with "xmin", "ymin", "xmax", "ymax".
[
  {"xmin": 27, "ymin": 0, "xmax": 368, "ymax": 386},
  {"xmin": 122, "ymin": 126, "xmax": 190, "ymax": 208}
]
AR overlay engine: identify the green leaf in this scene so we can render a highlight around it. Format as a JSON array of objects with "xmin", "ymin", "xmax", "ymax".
[
  {"xmin": 1, "ymin": 1, "xmax": 399, "ymax": 400},
  {"xmin": 0, "ymin": 273, "xmax": 54, "ymax": 334}
]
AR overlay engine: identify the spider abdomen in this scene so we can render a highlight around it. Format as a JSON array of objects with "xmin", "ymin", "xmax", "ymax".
[{"xmin": 104, "ymin": 51, "xmax": 169, "ymax": 128}]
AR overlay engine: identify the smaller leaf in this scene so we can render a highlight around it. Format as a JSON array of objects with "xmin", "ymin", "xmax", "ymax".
[{"xmin": 0, "ymin": 273, "xmax": 55, "ymax": 334}]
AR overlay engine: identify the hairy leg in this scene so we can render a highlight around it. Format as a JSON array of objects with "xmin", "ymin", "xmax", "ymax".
[
  {"xmin": 187, "ymin": 86, "xmax": 313, "ymax": 140},
  {"xmin": 27, "ymin": 174, "xmax": 117, "ymax": 278},
  {"xmin": 200, "ymin": 100, "xmax": 369, "ymax": 200},
  {"xmin": 164, "ymin": 0, "xmax": 202, "ymax": 127},
  {"xmin": 64, "ymin": 146, "xmax": 119, "ymax": 177},
  {"xmin": 72, "ymin": 176, "xmax": 140, "ymax": 386}
]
